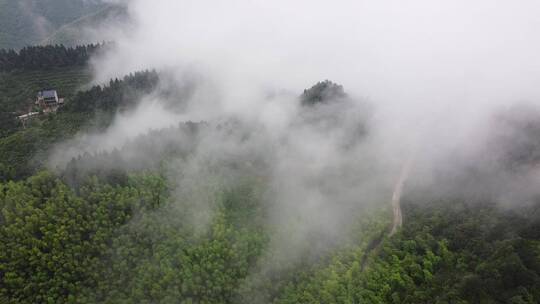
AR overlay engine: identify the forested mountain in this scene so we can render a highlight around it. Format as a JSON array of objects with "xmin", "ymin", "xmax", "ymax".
[
  {"xmin": 1, "ymin": 45, "xmax": 540, "ymax": 304},
  {"xmin": 0, "ymin": 0, "xmax": 106, "ymax": 49}
]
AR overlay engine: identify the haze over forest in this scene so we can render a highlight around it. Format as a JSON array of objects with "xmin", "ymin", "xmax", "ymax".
[{"xmin": 1, "ymin": 1, "xmax": 540, "ymax": 303}]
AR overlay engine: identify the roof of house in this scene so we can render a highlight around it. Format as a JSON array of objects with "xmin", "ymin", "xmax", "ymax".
[{"xmin": 40, "ymin": 90, "xmax": 58, "ymax": 99}]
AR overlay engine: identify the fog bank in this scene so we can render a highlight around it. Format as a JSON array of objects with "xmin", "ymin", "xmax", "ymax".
[{"xmin": 48, "ymin": 0, "xmax": 540, "ymax": 269}]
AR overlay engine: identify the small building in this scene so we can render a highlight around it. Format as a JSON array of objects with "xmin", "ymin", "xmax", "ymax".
[
  {"xmin": 36, "ymin": 90, "xmax": 64, "ymax": 113},
  {"xmin": 37, "ymin": 90, "xmax": 58, "ymax": 104}
]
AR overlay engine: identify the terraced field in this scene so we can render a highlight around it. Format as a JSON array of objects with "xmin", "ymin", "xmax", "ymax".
[{"xmin": 0, "ymin": 67, "xmax": 91, "ymax": 113}]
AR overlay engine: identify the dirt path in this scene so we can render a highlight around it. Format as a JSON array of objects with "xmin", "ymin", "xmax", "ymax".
[
  {"xmin": 389, "ymin": 156, "xmax": 414, "ymax": 236},
  {"xmin": 361, "ymin": 156, "xmax": 414, "ymax": 270}
]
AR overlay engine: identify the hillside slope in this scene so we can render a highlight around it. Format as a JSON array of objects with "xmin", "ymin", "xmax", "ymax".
[
  {"xmin": 0, "ymin": 0, "xmax": 106, "ymax": 49},
  {"xmin": 43, "ymin": 5, "xmax": 128, "ymax": 46},
  {"xmin": 0, "ymin": 67, "xmax": 91, "ymax": 113}
]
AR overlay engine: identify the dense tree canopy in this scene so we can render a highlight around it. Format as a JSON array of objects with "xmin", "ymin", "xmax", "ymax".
[
  {"xmin": 0, "ymin": 44, "xmax": 101, "ymax": 72},
  {"xmin": 0, "ymin": 171, "xmax": 169, "ymax": 303},
  {"xmin": 275, "ymin": 200, "xmax": 540, "ymax": 304},
  {"xmin": 3, "ymin": 168, "xmax": 539, "ymax": 303},
  {"xmin": 301, "ymin": 80, "xmax": 347, "ymax": 106}
]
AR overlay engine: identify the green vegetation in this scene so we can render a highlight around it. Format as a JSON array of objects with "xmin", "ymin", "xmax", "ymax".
[
  {"xmin": 0, "ymin": 44, "xmax": 101, "ymax": 72},
  {"xmin": 0, "ymin": 0, "xmax": 106, "ymax": 49},
  {"xmin": 1, "ymin": 170, "xmax": 390, "ymax": 303},
  {"xmin": 4, "ymin": 166, "xmax": 539, "ymax": 303},
  {"xmin": 1, "ymin": 45, "xmax": 540, "ymax": 303},
  {"xmin": 0, "ymin": 172, "xmax": 161, "ymax": 303},
  {"xmin": 0, "ymin": 44, "xmax": 103, "ymax": 140},
  {"xmin": 0, "ymin": 67, "xmax": 91, "ymax": 112},
  {"xmin": 0, "ymin": 70, "xmax": 159, "ymax": 180},
  {"xmin": 277, "ymin": 200, "xmax": 540, "ymax": 303}
]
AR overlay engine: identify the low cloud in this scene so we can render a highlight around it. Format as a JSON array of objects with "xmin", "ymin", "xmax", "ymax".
[{"xmin": 48, "ymin": 0, "xmax": 540, "ymax": 275}]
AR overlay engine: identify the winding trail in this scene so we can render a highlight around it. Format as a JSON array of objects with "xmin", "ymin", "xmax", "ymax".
[
  {"xmin": 360, "ymin": 155, "xmax": 414, "ymax": 270},
  {"xmin": 389, "ymin": 156, "xmax": 414, "ymax": 236}
]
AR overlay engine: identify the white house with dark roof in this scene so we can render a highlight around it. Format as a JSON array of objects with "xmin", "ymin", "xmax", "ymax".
[{"xmin": 36, "ymin": 90, "xmax": 64, "ymax": 112}]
